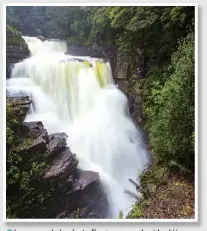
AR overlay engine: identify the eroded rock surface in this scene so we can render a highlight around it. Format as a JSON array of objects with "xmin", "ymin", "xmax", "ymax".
[
  {"xmin": 43, "ymin": 147, "xmax": 78, "ymax": 181},
  {"xmin": 46, "ymin": 133, "xmax": 68, "ymax": 159},
  {"xmin": 7, "ymin": 96, "xmax": 109, "ymax": 218}
]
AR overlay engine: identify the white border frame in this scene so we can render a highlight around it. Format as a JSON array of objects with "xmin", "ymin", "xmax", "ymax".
[{"xmin": 3, "ymin": 2, "xmax": 198, "ymax": 223}]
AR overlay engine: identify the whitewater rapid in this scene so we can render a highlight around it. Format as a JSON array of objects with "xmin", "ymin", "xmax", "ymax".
[{"xmin": 7, "ymin": 37, "xmax": 149, "ymax": 218}]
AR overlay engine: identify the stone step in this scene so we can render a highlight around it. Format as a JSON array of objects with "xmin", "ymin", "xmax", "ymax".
[
  {"xmin": 22, "ymin": 121, "xmax": 48, "ymax": 140},
  {"xmin": 45, "ymin": 133, "xmax": 68, "ymax": 159},
  {"xmin": 43, "ymin": 147, "xmax": 78, "ymax": 181}
]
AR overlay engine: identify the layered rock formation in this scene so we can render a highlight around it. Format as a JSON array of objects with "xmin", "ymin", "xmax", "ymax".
[
  {"xmin": 6, "ymin": 97, "xmax": 109, "ymax": 218},
  {"xmin": 107, "ymin": 50, "xmax": 143, "ymax": 124}
]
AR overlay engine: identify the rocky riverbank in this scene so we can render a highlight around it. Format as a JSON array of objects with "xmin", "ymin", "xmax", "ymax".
[{"xmin": 6, "ymin": 96, "xmax": 109, "ymax": 218}]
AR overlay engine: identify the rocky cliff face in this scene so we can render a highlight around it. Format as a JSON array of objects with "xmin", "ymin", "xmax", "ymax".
[
  {"xmin": 109, "ymin": 51, "xmax": 143, "ymax": 125},
  {"xmin": 6, "ymin": 97, "xmax": 109, "ymax": 218},
  {"xmin": 6, "ymin": 26, "xmax": 30, "ymax": 78}
]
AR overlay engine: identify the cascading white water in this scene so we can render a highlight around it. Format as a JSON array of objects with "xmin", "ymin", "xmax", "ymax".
[
  {"xmin": 7, "ymin": 37, "xmax": 149, "ymax": 218},
  {"xmin": 23, "ymin": 36, "xmax": 68, "ymax": 55}
]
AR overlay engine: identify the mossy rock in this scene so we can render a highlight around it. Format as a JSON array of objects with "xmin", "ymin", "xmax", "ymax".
[
  {"xmin": 7, "ymin": 25, "xmax": 28, "ymax": 49},
  {"xmin": 6, "ymin": 25, "xmax": 30, "ymax": 65}
]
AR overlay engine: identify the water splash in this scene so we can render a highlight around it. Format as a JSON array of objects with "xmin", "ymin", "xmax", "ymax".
[{"xmin": 7, "ymin": 37, "xmax": 149, "ymax": 218}]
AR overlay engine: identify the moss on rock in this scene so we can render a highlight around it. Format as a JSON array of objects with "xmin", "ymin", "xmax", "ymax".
[
  {"xmin": 6, "ymin": 25, "xmax": 30, "ymax": 69},
  {"xmin": 7, "ymin": 26, "xmax": 26, "ymax": 48}
]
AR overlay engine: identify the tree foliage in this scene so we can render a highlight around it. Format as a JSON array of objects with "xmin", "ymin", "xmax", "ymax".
[
  {"xmin": 6, "ymin": 6, "xmax": 92, "ymax": 42},
  {"xmin": 143, "ymin": 33, "xmax": 194, "ymax": 171}
]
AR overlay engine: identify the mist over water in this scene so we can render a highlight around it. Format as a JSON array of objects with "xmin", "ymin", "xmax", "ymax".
[{"xmin": 7, "ymin": 37, "xmax": 149, "ymax": 218}]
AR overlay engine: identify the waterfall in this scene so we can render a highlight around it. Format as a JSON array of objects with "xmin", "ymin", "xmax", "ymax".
[
  {"xmin": 23, "ymin": 36, "xmax": 68, "ymax": 55},
  {"xmin": 7, "ymin": 37, "xmax": 149, "ymax": 218}
]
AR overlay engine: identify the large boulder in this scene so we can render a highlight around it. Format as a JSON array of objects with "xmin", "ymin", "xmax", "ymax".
[
  {"xmin": 17, "ymin": 121, "xmax": 49, "ymax": 160},
  {"xmin": 43, "ymin": 147, "xmax": 78, "ymax": 181},
  {"xmin": 46, "ymin": 133, "xmax": 68, "ymax": 159},
  {"xmin": 22, "ymin": 121, "xmax": 48, "ymax": 140},
  {"xmin": 40, "ymin": 169, "xmax": 109, "ymax": 218},
  {"xmin": 68, "ymin": 169, "xmax": 110, "ymax": 218}
]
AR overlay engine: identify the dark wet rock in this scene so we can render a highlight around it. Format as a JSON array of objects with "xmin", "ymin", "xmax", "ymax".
[
  {"xmin": 48, "ymin": 132, "xmax": 68, "ymax": 140},
  {"xmin": 68, "ymin": 170, "xmax": 109, "ymax": 218},
  {"xmin": 26, "ymin": 136, "xmax": 47, "ymax": 155},
  {"xmin": 6, "ymin": 63, "xmax": 14, "ymax": 78},
  {"xmin": 11, "ymin": 119, "xmax": 49, "ymax": 161},
  {"xmin": 7, "ymin": 96, "xmax": 109, "ymax": 219},
  {"xmin": 15, "ymin": 135, "xmax": 47, "ymax": 163},
  {"xmin": 7, "ymin": 96, "xmax": 32, "ymax": 123},
  {"xmin": 7, "ymin": 96, "xmax": 32, "ymax": 107},
  {"xmin": 72, "ymin": 170, "xmax": 99, "ymax": 193},
  {"xmin": 43, "ymin": 147, "xmax": 78, "ymax": 181},
  {"xmin": 46, "ymin": 133, "xmax": 68, "ymax": 159},
  {"xmin": 42, "ymin": 169, "xmax": 109, "ymax": 218},
  {"xmin": 22, "ymin": 121, "xmax": 48, "ymax": 140},
  {"xmin": 6, "ymin": 46, "xmax": 30, "ymax": 63}
]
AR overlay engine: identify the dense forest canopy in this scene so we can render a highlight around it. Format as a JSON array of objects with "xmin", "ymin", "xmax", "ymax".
[{"xmin": 6, "ymin": 6, "xmax": 92, "ymax": 41}]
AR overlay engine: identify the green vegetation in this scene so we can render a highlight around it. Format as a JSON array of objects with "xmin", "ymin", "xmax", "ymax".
[
  {"xmin": 6, "ymin": 25, "xmax": 29, "ymax": 50},
  {"xmin": 6, "ymin": 103, "xmax": 47, "ymax": 218},
  {"xmin": 127, "ymin": 33, "xmax": 194, "ymax": 218},
  {"xmin": 127, "ymin": 165, "xmax": 194, "ymax": 219},
  {"xmin": 6, "ymin": 6, "xmax": 92, "ymax": 41},
  {"xmin": 118, "ymin": 210, "xmax": 123, "ymax": 219},
  {"xmin": 142, "ymin": 34, "xmax": 194, "ymax": 172},
  {"xmin": 127, "ymin": 199, "xmax": 149, "ymax": 219}
]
